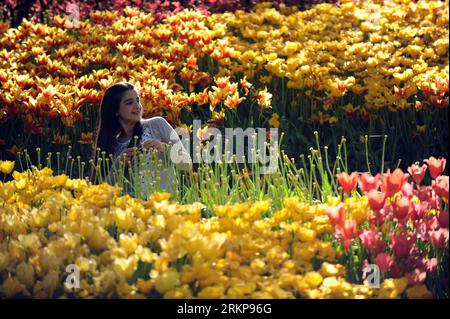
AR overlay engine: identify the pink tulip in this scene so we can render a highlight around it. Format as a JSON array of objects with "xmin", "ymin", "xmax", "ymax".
[
  {"xmin": 401, "ymin": 182, "xmax": 414, "ymax": 198},
  {"xmin": 427, "ymin": 216, "xmax": 441, "ymax": 231},
  {"xmin": 359, "ymin": 229, "xmax": 385, "ymax": 255},
  {"xmin": 429, "ymin": 228, "xmax": 449, "ymax": 249},
  {"xmin": 417, "ymin": 185, "xmax": 433, "ymax": 202},
  {"xmin": 433, "ymin": 175, "xmax": 449, "ymax": 201},
  {"xmin": 422, "ymin": 258, "xmax": 438, "ymax": 274},
  {"xmin": 417, "ymin": 185, "xmax": 439, "ymax": 209},
  {"xmin": 406, "ymin": 268, "xmax": 427, "ymax": 285},
  {"xmin": 358, "ymin": 173, "xmax": 380, "ymax": 193},
  {"xmin": 415, "ymin": 219, "xmax": 428, "ymax": 240},
  {"xmin": 411, "ymin": 202, "xmax": 429, "ymax": 221},
  {"xmin": 375, "ymin": 205, "xmax": 391, "ymax": 225}
]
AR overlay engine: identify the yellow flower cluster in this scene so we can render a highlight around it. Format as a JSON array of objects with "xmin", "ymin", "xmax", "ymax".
[
  {"xmin": 1, "ymin": 1, "xmax": 448, "ymax": 141},
  {"xmin": 0, "ymin": 166, "xmax": 423, "ymax": 298},
  {"xmin": 208, "ymin": 0, "xmax": 449, "ymax": 112}
]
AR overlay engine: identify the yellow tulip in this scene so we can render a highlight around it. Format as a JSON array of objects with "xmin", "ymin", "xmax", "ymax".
[
  {"xmin": 0, "ymin": 160, "xmax": 14, "ymax": 174},
  {"xmin": 154, "ymin": 269, "xmax": 180, "ymax": 294},
  {"xmin": 0, "ymin": 277, "xmax": 26, "ymax": 298},
  {"xmin": 0, "ymin": 182, "xmax": 16, "ymax": 201},
  {"xmin": 406, "ymin": 285, "xmax": 433, "ymax": 299},
  {"xmin": 298, "ymin": 227, "xmax": 317, "ymax": 243},
  {"xmin": 197, "ymin": 285, "xmax": 226, "ymax": 299},
  {"xmin": 268, "ymin": 113, "xmax": 280, "ymax": 128}
]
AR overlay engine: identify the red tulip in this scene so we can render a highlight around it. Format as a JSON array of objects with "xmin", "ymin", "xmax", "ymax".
[
  {"xmin": 381, "ymin": 168, "xmax": 409, "ymax": 197},
  {"xmin": 424, "ymin": 157, "xmax": 446, "ymax": 179},
  {"xmin": 389, "ymin": 262, "xmax": 403, "ymax": 278},
  {"xmin": 358, "ymin": 173, "xmax": 380, "ymax": 193},
  {"xmin": 429, "ymin": 228, "xmax": 449, "ymax": 249},
  {"xmin": 359, "ymin": 229, "xmax": 377, "ymax": 247},
  {"xmin": 411, "ymin": 202, "xmax": 429, "ymax": 220},
  {"xmin": 341, "ymin": 219, "xmax": 357, "ymax": 239},
  {"xmin": 427, "ymin": 216, "xmax": 441, "ymax": 231},
  {"xmin": 417, "ymin": 185, "xmax": 432, "ymax": 202},
  {"xmin": 367, "ymin": 189, "xmax": 386, "ymax": 211},
  {"xmin": 408, "ymin": 163, "xmax": 427, "ymax": 184},
  {"xmin": 392, "ymin": 197, "xmax": 411, "ymax": 221},
  {"xmin": 336, "ymin": 172, "xmax": 359, "ymax": 194},
  {"xmin": 390, "ymin": 232, "xmax": 416, "ymax": 259},
  {"xmin": 416, "ymin": 186, "xmax": 440, "ymax": 210},
  {"xmin": 369, "ymin": 205, "xmax": 390, "ymax": 226},
  {"xmin": 375, "ymin": 253, "xmax": 393, "ymax": 272},
  {"xmin": 342, "ymin": 238, "xmax": 352, "ymax": 250},
  {"xmin": 326, "ymin": 204, "xmax": 345, "ymax": 226},
  {"xmin": 406, "ymin": 268, "xmax": 427, "ymax": 285},
  {"xmin": 415, "ymin": 219, "xmax": 429, "ymax": 240},
  {"xmin": 438, "ymin": 210, "xmax": 449, "ymax": 229}
]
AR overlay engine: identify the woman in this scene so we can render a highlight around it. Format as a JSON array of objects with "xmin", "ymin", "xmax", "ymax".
[{"xmin": 91, "ymin": 82, "xmax": 192, "ymax": 198}]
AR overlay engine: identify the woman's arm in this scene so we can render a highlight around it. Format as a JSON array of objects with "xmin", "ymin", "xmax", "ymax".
[{"xmin": 144, "ymin": 117, "xmax": 193, "ymax": 171}]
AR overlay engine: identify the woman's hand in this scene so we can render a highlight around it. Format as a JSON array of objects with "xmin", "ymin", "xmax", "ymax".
[
  {"xmin": 118, "ymin": 147, "xmax": 141, "ymax": 165},
  {"xmin": 141, "ymin": 139, "xmax": 167, "ymax": 155}
]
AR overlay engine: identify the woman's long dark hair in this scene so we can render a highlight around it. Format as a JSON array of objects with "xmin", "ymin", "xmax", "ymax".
[{"xmin": 90, "ymin": 82, "xmax": 143, "ymax": 183}]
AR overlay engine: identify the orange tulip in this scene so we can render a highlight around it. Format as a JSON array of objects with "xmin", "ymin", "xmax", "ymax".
[{"xmin": 224, "ymin": 91, "xmax": 245, "ymax": 110}]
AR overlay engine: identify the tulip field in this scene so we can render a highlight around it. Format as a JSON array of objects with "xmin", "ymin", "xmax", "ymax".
[{"xmin": 0, "ymin": 0, "xmax": 448, "ymax": 299}]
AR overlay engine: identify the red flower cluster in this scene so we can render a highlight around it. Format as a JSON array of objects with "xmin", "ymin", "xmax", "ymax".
[{"xmin": 331, "ymin": 157, "xmax": 448, "ymax": 289}]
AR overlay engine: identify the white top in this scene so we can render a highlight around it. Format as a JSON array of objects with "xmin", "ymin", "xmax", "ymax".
[{"xmin": 107, "ymin": 117, "xmax": 192, "ymax": 198}]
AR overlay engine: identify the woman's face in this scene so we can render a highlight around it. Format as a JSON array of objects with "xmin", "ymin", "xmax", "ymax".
[{"xmin": 116, "ymin": 89, "xmax": 142, "ymax": 124}]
